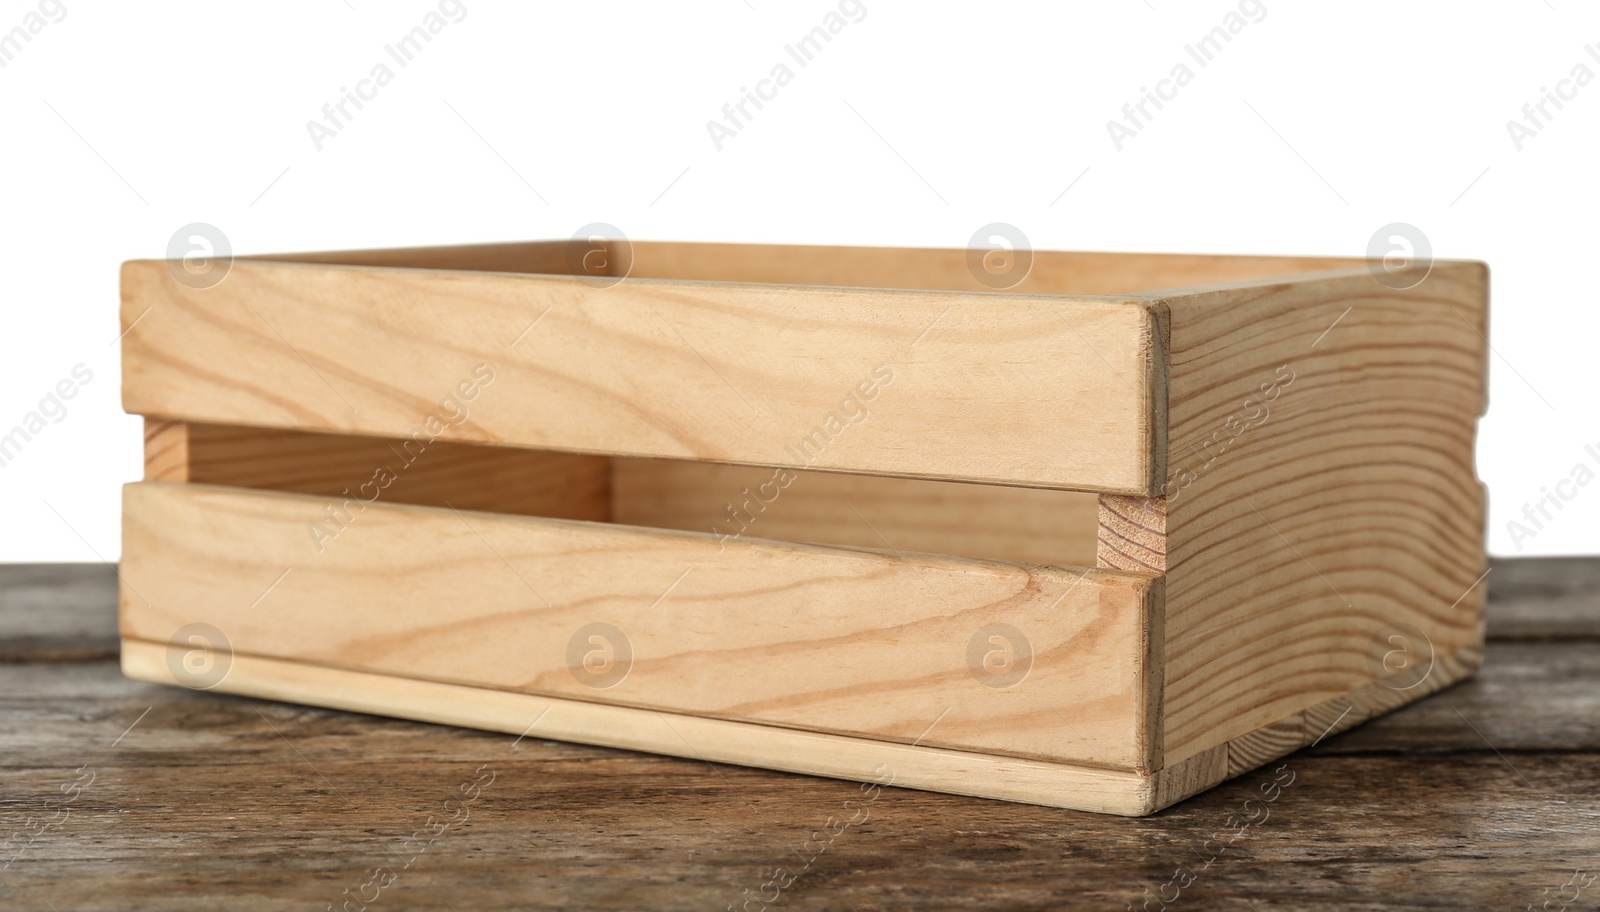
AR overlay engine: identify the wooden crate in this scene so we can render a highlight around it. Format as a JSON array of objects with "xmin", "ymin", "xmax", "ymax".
[{"xmin": 117, "ymin": 241, "xmax": 1489, "ymax": 815}]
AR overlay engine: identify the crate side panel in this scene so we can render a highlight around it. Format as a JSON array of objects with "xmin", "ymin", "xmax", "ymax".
[
  {"xmin": 1157, "ymin": 263, "xmax": 1490, "ymax": 766},
  {"xmin": 120, "ymin": 482, "xmax": 1159, "ymax": 771},
  {"xmin": 119, "ymin": 259, "xmax": 1158, "ymax": 493}
]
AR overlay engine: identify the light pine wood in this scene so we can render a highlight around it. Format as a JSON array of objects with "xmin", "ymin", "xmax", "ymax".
[
  {"xmin": 274, "ymin": 238, "xmax": 1359, "ymax": 296},
  {"xmin": 144, "ymin": 419, "xmax": 609, "ymax": 521},
  {"xmin": 1126, "ymin": 263, "xmax": 1489, "ymax": 768},
  {"xmin": 119, "ymin": 638, "xmax": 1184, "ymax": 816},
  {"xmin": 622, "ymin": 240, "xmax": 1363, "ymax": 296},
  {"xmin": 119, "ymin": 482, "xmax": 1162, "ymax": 772},
  {"xmin": 118, "ymin": 241, "xmax": 1491, "ymax": 815},
  {"xmin": 143, "ymin": 417, "xmax": 190, "ymax": 482},
  {"xmin": 1147, "ymin": 743, "xmax": 1228, "ymax": 812},
  {"xmin": 1216, "ymin": 642, "xmax": 1483, "ymax": 785},
  {"xmin": 1132, "ymin": 639, "xmax": 1484, "ymax": 798},
  {"xmin": 120, "ymin": 258, "xmax": 1164, "ymax": 494},
  {"xmin": 1097, "ymin": 494, "xmax": 1168, "ymax": 574},
  {"xmin": 255, "ymin": 239, "xmax": 574, "ymax": 274},
  {"xmin": 611, "ymin": 458, "xmax": 1101, "ymax": 567}
]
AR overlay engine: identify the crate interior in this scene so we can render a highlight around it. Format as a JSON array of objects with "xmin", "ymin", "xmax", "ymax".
[
  {"xmin": 161, "ymin": 422, "xmax": 1102, "ymax": 568},
  {"xmin": 182, "ymin": 241, "xmax": 1369, "ymax": 567},
  {"xmin": 261, "ymin": 240, "xmax": 1364, "ymax": 296}
]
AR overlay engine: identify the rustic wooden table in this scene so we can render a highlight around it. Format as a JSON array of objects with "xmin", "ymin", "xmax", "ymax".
[{"xmin": 2, "ymin": 558, "xmax": 1596, "ymax": 911}]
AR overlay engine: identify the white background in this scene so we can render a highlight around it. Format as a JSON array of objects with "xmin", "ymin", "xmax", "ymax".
[{"xmin": 0, "ymin": 0, "xmax": 1595, "ymax": 561}]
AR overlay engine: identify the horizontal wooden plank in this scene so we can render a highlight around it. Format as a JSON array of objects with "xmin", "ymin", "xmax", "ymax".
[
  {"xmin": 1, "ymin": 650, "xmax": 1595, "ymax": 911},
  {"xmin": 0, "ymin": 564, "xmax": 118, "ymax": 662},
  {"xmin": 1322, "ymin": 640, "xmax": 1600, "ymax": 754},
  {"xmin": 1484, "ymin": 555, "xmax": 1600, "ymax": 640},
  {"xmin": 120, "ymin": 257, "xmax": 1163, "ymax": 493},
  {"xmin": 4, "ymin": 747, "xmax": 1588, "ymax": 911},
  {"xmin": 116, "ymin": 641, "xmax": 1170, "ymax": 815},
  {"xmin": 0, "ymin": 637, "xmax": 1589, "ymax": 761},
  {"xmin": 118, "ymin": 482, "xmax": 1160, "ymax": 771},
  {"xmin": 1, "ymin": 557, "xmax": 1566, "ymax": 667},
  {"xmin": 3, "ymin": 638, "xmax": 1590, "ymax": 762}
]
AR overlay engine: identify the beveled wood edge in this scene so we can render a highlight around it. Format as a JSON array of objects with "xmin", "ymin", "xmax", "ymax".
[
  {"xmin": 121, "ymin": 639, "xmax": 1173, "ymax": 816},
  {"xmin": 1137, "ymin": 575, "xmax": 1166, "ymax": 774},
  {"xmin": 1144, "ymin": 303, "xmax": 1172, "ymax": 497}
]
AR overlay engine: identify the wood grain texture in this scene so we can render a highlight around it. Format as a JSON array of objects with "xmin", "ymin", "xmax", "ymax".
[
  {"xmin": 623, "ymin": 241, "xmax": 1362, "ymax": 297},
  {"xmin": 254, "ymin": 239, "xmax": 575, "ymax": 274},
  {"xmin": 3, "ymin": 561, "xmax": 1596, "ymax": 910},
  {"xmin": 253, "ymin": 239, "xmax": 1363, "ymax": 296},
  {"xmin": 0, "ymin": 564, "xmax": 117, "ymax": 662},
  {"xmin": 611, "ymin": 458, "xmax": 1101, "ymax": 567},
  {"xmin": 1147, "ymin": 743, "xmax": 1227, "ymax": 812},
  {"xmin": 146, "ymin": 419, "xmax": 609, "ymax": 521},
  {"xmin": 1484, "ymin": 555, "xmax": 1600, "ymax": 640},
  {"xmin": 1149, "ymin": 263, "xmax": 1490, "ymax": 767},
  {"xmin": 1225, "ymin": 714, "xmax": 1303, "ymax": 779},
  {"xmin": 118, "ymin": 640, "xmax": 1176, "ymax": 816},
  {"xmin": 119, "ymin": 243, "xmax": 1493, "ymax": 813},
  {"xmin": 1220, "ymin": 643, "xmax": 1483, "ymax": 782},
  {"xmin": 120, "ymin": 257, "xmax": 1163, "ymax": 494},
  {"xmin": 118, "ymin": 482, "xmax": 1161, "ymax": 772},
  {"xmin": 142, "ymin": 418, "xmax": 189, "ymax": 482},
  {"xmin": 1097, "ymin": 493, "xmax": 1168, "ymax": 573}
]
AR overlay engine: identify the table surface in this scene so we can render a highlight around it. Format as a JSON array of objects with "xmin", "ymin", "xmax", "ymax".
[{"xmin": 1, "ymin": 558, "xmax": 1596, "ymax": 911}]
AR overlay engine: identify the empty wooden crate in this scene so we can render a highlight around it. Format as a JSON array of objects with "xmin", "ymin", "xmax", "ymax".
[{"xmin": 117, "ymin": 241, "xmax": 1489, "ymax": 815}]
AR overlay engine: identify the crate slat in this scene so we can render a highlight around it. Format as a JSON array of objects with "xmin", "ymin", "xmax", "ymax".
[
  {"xmin": 120, "ymin": 482, "xmax": 1161, "ymax": 772},
  {"xmin": 121, "ymin": 258, "xmax": 1164, "ymax": 494}
]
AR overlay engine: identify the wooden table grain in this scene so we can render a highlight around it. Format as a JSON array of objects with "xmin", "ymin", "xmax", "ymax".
[{"xmin": 2, "ymin": 558, "xmax": 1597, "ymax": 911}]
